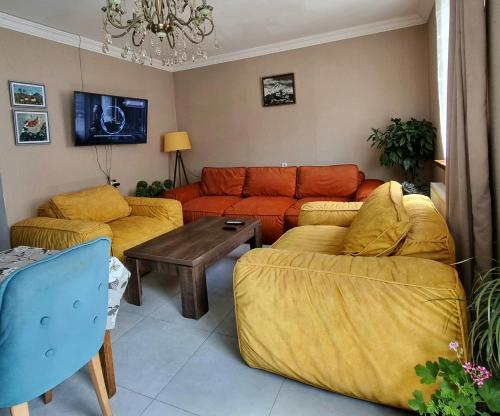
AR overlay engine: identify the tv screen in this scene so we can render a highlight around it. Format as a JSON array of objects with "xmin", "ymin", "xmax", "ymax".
[{"xmin": 74, "ymin": 91, "xmax": 148, "ymax": 145}]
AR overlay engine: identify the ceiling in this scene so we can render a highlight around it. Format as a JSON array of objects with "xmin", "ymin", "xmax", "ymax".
[{"xmin": 0, "ymin": 0, "xmax": 434, "ymax": 71}]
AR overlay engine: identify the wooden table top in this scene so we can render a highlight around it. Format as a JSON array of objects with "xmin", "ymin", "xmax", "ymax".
[{"xmin": 123, "ymin": 216, "xmax": 260, "ymax": 267}]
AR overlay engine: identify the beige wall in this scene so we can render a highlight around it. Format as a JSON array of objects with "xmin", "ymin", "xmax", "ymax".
[
  {"xmin": 0, "ymin": 28, "xmax": 177, "ymax": 225},
  {"xmin": 174, "ymin": 25, "xmax": 431, "ymax": 182},
  {"xmin": 488, "ymin": 0, "xmax": 500, "ymax": 258}
]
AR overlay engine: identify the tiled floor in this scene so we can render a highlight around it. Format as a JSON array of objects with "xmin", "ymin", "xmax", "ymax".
[{"xmin": 0, "ymin": 246, "xmax": 410, "ymax": 416}]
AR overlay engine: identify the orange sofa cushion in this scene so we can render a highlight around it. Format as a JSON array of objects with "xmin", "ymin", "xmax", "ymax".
[
  {"xmin": 243, "ymin": 167, "xmax": 297, "ymax": 197},
  {"xmin": 224, "ymin": 196, "xmax": 295, "ymax": 244},
  {"xmin": 285, "ymin": 197, "xmax": 351, "ymax": 229},
  {"xmin": 296, "ymin": 165, "xmax": 360, "ymax": 198},
  {"xmin": 183, "ymin": 196, "xmax": 241, "ymax": 223},
  {"xmin": 200, "ymin": 167, "xmax": 247, "ymax": 196}
]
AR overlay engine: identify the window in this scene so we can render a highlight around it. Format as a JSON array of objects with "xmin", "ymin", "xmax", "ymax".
[{"xmin": 436, "ymin": 0, "xmax": 450, "ymax": 157}]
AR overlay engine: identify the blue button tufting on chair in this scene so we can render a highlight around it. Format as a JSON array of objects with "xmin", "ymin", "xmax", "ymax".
[{"xmin": 0, "ymin": 238, "xmax": 112, "ymax": 415}]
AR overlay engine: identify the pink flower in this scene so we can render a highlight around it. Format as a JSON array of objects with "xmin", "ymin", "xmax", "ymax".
[
  {"xmin": 463, "ymin": 362, "xmax": 492, "ymax": 386},
  {"xmin": 449, "ymin": 341, "xmax": 459, "ymax": 351}
]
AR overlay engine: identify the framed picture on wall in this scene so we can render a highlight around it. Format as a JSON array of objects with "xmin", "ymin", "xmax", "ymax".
[
  {"xmin": 9, "ymin": 81, "xmax": 47, "ymax": 108},
  {"xmin": 261, "ymin": 73, "xmax": 296, "ymax": 107},
  {"xmin": 12, "ymin": 110, "xmax": 51, "ymax": 145}
]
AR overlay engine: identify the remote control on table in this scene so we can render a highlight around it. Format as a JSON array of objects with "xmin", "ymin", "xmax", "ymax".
[
  {"xmin": 225, "ymin": 220, "xmax": 245, "ymax": 225},
  {"xmin": 222, "ymin": 226, "xmax": 237, "ymax": 231}
]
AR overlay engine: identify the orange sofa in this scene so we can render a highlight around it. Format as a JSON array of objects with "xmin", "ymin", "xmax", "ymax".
[{"xmin": 165, "ymin": 165, "xmax": 383, "ymax": 244}]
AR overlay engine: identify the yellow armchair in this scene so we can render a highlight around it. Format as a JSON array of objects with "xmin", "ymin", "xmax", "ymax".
[
  {"xmin": 233, "ymin": 183, "xmax": 468, "ymax": 410},
  {"xmin": 11, "ymin": 185, "xmax": 183, "ymax": 261}
]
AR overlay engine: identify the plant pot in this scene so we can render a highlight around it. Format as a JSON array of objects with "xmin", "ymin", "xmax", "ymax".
[{"xmin": 402, "ymin": 181, "xmax": 430, "ymax": 197}]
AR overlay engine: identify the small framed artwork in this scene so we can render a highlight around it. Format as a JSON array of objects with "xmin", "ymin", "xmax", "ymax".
[
  {"xmin": 262, "ymin": 73, "xmax": 296, "ymax": 107},
  {"xmin": 12, "ymin": 110, "xmax": 51, "ymax": 145},
  {"xmin": 9, "ymin": 81, "xmax": 46, "ymax": 108}
]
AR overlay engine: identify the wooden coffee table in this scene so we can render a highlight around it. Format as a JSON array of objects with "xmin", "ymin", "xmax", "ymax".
[{"xmin": 124, "ymin": 216, "xmax": 262, "ymax": 319}]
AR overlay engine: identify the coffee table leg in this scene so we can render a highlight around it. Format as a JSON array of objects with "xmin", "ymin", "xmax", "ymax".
[
  {"xmin": 179, "ymin": 265, "xmax": 209, "ymax": 319},
  {"xmin": 126, "ymin": 258, "xmax": 142, "ymax": 306},
  {"xmin": 249, "ymin": 223, "xmax": 262, "ymax": 249}
]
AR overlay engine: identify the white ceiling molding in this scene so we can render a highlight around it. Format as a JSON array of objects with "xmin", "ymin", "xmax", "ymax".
[
  {"xmin": 417, "ymin": 0, "xmax": 435, "ymax": 23},
  {"xmin": 0, "ymin": 11, "xmax": 426, "ymax": 73},
  {"xmin": 172, "ymin": 14, "xmax": 426, "ymax": 72},
  {"xmin": 0, "ymin": 11, "xmax": 169, "ymax": 72}
]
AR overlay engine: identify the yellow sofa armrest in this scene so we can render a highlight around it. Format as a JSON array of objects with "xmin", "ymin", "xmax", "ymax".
[
  {"xmin": 234, "ymin": 248, "xmax": 468, "ymax": 409},
  {"xmin": 124, "ymin": 196, "xmax": 183, "ymax": 228},
  {"xmin": 298, "ymin": 201, "xmax": 363, "ymax": 227},
  {"xmin": 10, "ymin": 217, "xmax": 113, "ymax": 250}
]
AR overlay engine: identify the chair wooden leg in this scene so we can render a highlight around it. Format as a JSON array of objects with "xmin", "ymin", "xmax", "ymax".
[
  {"xmin": 42, "ymin": 390, "xmax": 53, "ymax": 404},
  {"xmin": 87, "ymin": 353, "xmax": 112, "ymax": 416},
  {"xmin": 10, "ymin": 402, "xmax": 29, "ymax": 416},
  {"xmin": 99, "ymin": 330, "xmax": 116, "ymax": 398}
]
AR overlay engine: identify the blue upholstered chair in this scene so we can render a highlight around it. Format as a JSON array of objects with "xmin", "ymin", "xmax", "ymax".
[{"xmin": 0, "ymin": 238, "xmax": 112, "ymax": 416}]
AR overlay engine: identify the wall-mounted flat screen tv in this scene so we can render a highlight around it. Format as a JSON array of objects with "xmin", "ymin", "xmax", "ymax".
[{"xmin": 74, "ymin": 91, "xmax": 148, "ymax": 145}]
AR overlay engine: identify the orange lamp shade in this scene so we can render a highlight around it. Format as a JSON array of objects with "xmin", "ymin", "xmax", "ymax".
[{"xmin": 163, "ymin": 132, "xmax": 192, "ymax": 152}]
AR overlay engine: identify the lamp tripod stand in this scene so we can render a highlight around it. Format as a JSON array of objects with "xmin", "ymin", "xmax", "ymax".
[{"xmin": 173, "ymin": 150, "xmax": 189, "ymax": 188}]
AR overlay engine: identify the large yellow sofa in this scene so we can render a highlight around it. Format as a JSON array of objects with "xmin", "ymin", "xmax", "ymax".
[
  {"xmin": 233, "ymin": 181, "xmax": 468, "ymax": 410},
  {"xmin": 10, "ymin": 185, "xmax": 183, "ymax": 261}
]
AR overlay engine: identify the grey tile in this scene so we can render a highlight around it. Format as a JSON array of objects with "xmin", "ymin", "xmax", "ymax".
[
  {"xmin": 270, "ymin": 380, "xmax": 411, "ymax": 416},
  {"xmin": 150, "ymin": 286, "xmax": 234, "ymax": 332},
  {"xmin": 120, "ymin": 271, "xmax": 180, "ymax": 317},
  {"xmin": 205, "ymin": 258, "xmax": 237, "ymax": 291},
  {"xmin": 157, "ymin": 333, "xmax": 283, "ymax": 416},
  {"xmin": 215, "ymin": 310, "xmax": 237, "ymax": 338},
  {"xmin": 111, "ymin": 310, "xmax": 145, "ymax": 342},
  {"xmin": 142, "ymin": 401, "xmax": 198, "ymax": 416},
  {"xmin": 0, "ymin": 369, "xmax": 152, "ymax": 416},
  {"xmin": 112, "ymin": 317, "xmax": 211, "ymax": 397}
]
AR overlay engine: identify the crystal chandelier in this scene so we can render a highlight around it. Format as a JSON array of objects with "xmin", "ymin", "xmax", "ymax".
[{"xmin": 101, "ymin": 0, "xmax": 218, "ymax": 67}]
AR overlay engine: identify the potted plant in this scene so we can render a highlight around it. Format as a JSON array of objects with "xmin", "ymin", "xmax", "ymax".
[
  {"xmin": 409, "ymin": 341, "xmax": 499, "ymax": 415},
  {"xmin": 470, "ymin": 268, "xmax": 500, "ymax": 375},
  {"xmin": 135, "ymin": 179, "xmax": 173, "ymax": 198},
  {"xmin": 367, "ymin": 118, "xmax": 436, "ymax": 194},
  {"xmin": 409, "ymin": 267, "xmax": 500, "ymax": 414}
]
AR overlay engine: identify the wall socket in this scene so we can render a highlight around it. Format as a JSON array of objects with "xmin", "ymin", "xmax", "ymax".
[{"xmin": 281, "ymin": 162, "xmax": 288, "ymax": 167}]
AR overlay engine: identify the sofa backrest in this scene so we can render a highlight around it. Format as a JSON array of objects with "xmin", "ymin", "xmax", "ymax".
[
  {"xmin": 200, "ymin": 167, "xmax": 246, "ymax": 196},
  {"xmin": 243, "ymin": 167, "xmax": 297, "ymax": 197},
  {"xmin": 47, "ymin": 185, "xmax": 131, "ymax": 223},
  {"xmin": 296, "ymin": 165, "xmax": 361, "ymax": 198},
  {"xmin": 396, "ymin": 194, "xmax": 456, "ymax": 265}
]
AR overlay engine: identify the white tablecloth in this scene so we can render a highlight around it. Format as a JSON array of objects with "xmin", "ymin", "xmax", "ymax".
[{"xmin": 0, "ymin": 246, "xmax": 130, "ymax": 330}]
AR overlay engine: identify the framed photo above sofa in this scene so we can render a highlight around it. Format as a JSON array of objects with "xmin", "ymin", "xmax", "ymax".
[
  {"xmin": 262, "ymin": 73, "xmax": 296, "ymax": 107},
  {"xmin": 12, "ymin": 110, "xmax": 51, "ymax": 145},
  {"xmin": 9, "ymin": 81, "xmax": 47, "ymax": 108}
]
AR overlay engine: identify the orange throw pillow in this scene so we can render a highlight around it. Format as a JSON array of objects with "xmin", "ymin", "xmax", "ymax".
[
  {"xmin": 243, "ymin": 167, "xmax": 297, "ymax": 197},
  {"xmin": 296, "ymin": 165, "xmax": 360, "ymax": 198},
  {"xmin": 200, "ymin": 167, "xmax": 246, "ymax": 196}
]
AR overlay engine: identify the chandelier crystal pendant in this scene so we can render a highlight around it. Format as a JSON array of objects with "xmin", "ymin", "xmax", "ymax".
[{"xmin": 101, "ymin": 0, "xmax": 218, "ymax": 67}]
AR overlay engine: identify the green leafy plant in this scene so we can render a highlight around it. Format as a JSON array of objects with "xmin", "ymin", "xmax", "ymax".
[
  {"xmin": 470, "ymin": 268, "xmax": 500, "ymax": 375},
  {"xmin": 367, "ymin": 118, "xmax": 436, "ymax": 183},
  {"xmin": 409, "ymin": 342, "xmax": 500, "ymax": 415},
  {"xmin": 135, "ymin": 179, "xmax": 173, "ymax": 198}
]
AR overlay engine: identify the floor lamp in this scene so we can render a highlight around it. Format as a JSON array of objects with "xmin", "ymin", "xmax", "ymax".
[{"xmin": 164, "ymin": 131, "xmax": 192, "ymax": 188}]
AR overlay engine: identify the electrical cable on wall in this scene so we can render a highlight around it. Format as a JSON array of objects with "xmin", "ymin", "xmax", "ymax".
[
  {"xmin": 94, "ymin": 145, "xmax": 114, "ymax": 185},
  {"xmin": 80, "ymin": 37, "xmax": 118, "ymax": 187}
]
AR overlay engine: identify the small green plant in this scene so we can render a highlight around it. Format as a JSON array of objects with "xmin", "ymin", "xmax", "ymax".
[
  {"xmin": 135, "ymin": 179, "xmax": 173, "ymax": 198},
  {"xmin": 470, "ymin": 268, "xmax": 500, "ymax": 375},
  {"xmin": 409, "ymin": 342, "xmax": 500, "ymax": 415},
  {"xmin": 367, "ymin": 118, "xmax": 436, "ymax": 183}
]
